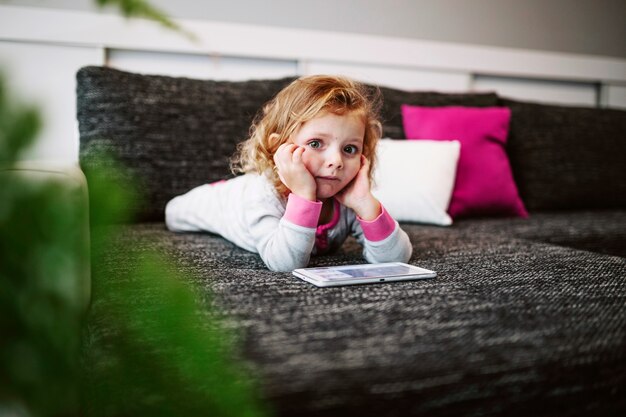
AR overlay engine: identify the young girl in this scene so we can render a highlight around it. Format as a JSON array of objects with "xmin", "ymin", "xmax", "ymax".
[{"xmin": 165, "ymin": 75, "xmax": 412, "ymax": 272}]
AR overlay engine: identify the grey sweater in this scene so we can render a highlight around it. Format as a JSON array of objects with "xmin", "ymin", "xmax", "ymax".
[{"xmin": 165, "ymin": 174, "xmax": 412, "ymax": 272}]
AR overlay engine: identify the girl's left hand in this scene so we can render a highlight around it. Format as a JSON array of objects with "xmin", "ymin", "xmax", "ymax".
[{"xmin": 335, "ymin": 155, "xmax": 381, "ymax": 221}]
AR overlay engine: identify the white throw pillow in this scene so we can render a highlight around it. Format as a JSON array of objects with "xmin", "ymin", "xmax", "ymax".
[{"xmin": 372, "ymin": 139, "xmax": 460, "ymax": 226}]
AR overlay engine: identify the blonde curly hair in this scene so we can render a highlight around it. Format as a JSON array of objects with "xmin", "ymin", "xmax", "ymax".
[{"xmin": 231, "ymin": 75, "xmax": 383, "ymax": 197}]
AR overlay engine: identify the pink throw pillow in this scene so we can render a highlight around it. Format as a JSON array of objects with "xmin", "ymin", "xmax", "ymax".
[{"xmin": 401, "ymin": 105, "xmax": 528, "ymax": 218}]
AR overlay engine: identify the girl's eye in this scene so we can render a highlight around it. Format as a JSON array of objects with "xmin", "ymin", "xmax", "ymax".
[
  {"xmin": 308, "ymin": 140, "xmax": 321, "ymax": 149},
  {"xmin": 344, "ymin": 145, "xmax": 359, "ymax": 155}
]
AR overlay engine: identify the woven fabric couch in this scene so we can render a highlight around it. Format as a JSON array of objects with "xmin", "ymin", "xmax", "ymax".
[{"xmin": 76, "ymin": 66, "xmax": 626, "ymax": 416}]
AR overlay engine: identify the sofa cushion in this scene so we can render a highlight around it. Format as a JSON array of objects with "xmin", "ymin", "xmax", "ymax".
[
  {"xmin": 77, "ymin": 66, "xmax": 296, "ymax": 222},
  {"xmin": 372, "ymin": 139, "xmax": 460, "ymax": 226},
  {"xmin": 501, "ymin": 98, "xmax": 626, "ymax": 211},
  {"xmin": 401, "ymin": 105, "xmax": 528, "ymax": 219},
  {"xmin": 86, "ymin": 222, "xmax": 626, "ymax": 416},
  {"xmin": 452, "ymin": 209, "xmax": 626, "ymax": 258}
]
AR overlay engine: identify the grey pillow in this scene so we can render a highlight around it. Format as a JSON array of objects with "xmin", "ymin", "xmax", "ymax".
[
  {"xmin": 77, "ymin": 66, "xmax": 295, "ymax": 222},
  {"xmin": 501, "ymin": 98, "xmax": 626, "ymax": 211}
]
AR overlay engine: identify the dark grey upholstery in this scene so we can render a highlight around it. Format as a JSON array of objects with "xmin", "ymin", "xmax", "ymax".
[
  {"xmin": 453, "ymin": 209, "xmax": 626, "ymax": 258},
  {"xmin": 377, "ymin": 87, "xmax": 500, "ymax": 139},
  {"xmin": 77, "ymin": 66, "xmax": 626, "ymax": 416},
  {"xmin": 77, "ymin": 67, "xmax": 295, "ymax": 221},
  {"xmin": 501, "ymin": 98, "xmax": 626, "ymax": 211},
  {"xmin": 92, "ymin": 220, "xmax": 626, "ymax": 416}
]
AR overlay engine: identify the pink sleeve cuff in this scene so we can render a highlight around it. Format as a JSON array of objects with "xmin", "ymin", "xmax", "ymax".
[
  {"xmin": 283, "ymin": 193, "xmax": 322, "ymax": 228},
  {"xmin": 358, "ymin": 205, "xmax": 396, "ymax": 242}
]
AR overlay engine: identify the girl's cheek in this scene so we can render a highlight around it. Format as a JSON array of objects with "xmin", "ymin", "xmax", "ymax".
[
  {"xmin": 301, "ymin": 150, "xmax": 312, "ymax": 164},
  {"xmin": 299, "ymin": 152, "xmax": 312, "ymax": 170}
]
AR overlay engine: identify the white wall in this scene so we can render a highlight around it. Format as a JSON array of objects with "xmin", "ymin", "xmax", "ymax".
[
  {"xmin": 6, "ymin": 0, "xmax": 626, "ymax": 59},
  {"xmin": 1, "ymin": 4, "xmax": 625, "ymax": 165},
  {"xmin": 0, "ymin": 41, "xmax": 104, "ymax": 163}
]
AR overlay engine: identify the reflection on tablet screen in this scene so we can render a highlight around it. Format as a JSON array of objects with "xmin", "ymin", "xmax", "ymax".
[
  {"xmin": 338, "ymin": 265, "xmax": 411, "ymax": 278},
  {"xmin": 310, "ymin": 265, "xmax": 414, "ymax": 280}
]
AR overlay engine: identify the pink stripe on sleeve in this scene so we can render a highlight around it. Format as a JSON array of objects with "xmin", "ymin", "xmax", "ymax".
[
  {"xmin": 358, "ymin": 205, "xmax": 396, "ymax": 242},
  {"xmin": 283, "ymin": 193, "xmax": 322, "ymax": 228}
]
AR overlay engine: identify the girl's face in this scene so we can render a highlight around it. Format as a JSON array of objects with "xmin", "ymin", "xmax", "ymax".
[{"xmin": 290, "ymin": 111, "xmax": 366, "ymax": 200}]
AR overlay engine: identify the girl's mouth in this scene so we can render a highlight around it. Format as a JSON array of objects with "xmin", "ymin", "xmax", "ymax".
[{"xmin": 316, "ymin": 176, "xmax": 340, "ymax": 181}]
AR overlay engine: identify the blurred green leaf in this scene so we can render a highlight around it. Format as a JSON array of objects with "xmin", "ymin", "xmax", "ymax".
[
  {"xmin": 1, "ymin": 58, "xmax": 267, "ymax": 417},
  {"xmin": 0, "ymin": 74, "xmax": 42, "ymax": 164},
  {"xmin": 95, "ymin": 0, "xmax": 198, "ymax": 41},
  {"xmin": 0, "ymin": 76, "xmax": 83, "ymax": 417},
  {"xmin": 81, "ymin": 154, "xmax": 269, "ymax": 417}
]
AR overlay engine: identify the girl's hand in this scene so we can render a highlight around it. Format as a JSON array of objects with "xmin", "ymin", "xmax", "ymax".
[
  {"xmin": 273, "ymin": 143, "xmax": 317, "ymax": 201},
  {"xmin": 335, "ymin": 155, "xmax": 381, "ymax": 220}
]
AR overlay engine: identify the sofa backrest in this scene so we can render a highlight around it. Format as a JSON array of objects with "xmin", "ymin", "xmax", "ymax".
[
  {"xmin": 502, "ymin": 98, "xmax": 626, "ymax": 211},
  {"xmin": 77, "ymin": 66, "xmax": 626, "ymax": 222},
  {"xmin": 377, "ymin": 86, "xmax": 500, "ymax": 139},
  {"xmin": 77, "ymin": 66, "xmax": 499, "ymax": 222},
  {"xmin": 77, "ymin": 67, "xmax": 295, "ymax": 222}
]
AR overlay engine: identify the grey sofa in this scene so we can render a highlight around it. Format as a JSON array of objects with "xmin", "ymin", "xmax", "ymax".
[{"xmin": 77, "ymin": 66, "xmax": 626, "ymax": 416}]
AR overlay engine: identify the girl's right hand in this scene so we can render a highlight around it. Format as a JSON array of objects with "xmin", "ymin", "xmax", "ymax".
[{"xmin": 273, "ymin": 143, "xmax": 317, "ymax": 201}]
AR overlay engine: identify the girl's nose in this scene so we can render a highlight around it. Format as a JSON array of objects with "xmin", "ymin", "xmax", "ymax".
[{"xmin": 326, "ymin": 149, "xmax": 343, "ymax": 169}]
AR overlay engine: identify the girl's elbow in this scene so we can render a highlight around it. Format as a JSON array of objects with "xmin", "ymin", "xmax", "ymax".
[
  {"xmin": 402, "ymin": 246, "xmax": 413, "ymax": 263},
  {"xmin": 164, "ymin": 200, "xmax": 176, "ymax": 230},
  {"xmin": 402, "ymin": 242, "xmax": 413, "ymax": 262},
  {"xmin": 164, "ymin": 197, "xmax": 188, "ymax": 232},
  {"xmin": 266, "ymin": 263, "xmax": 291, "ymax": 272},
  {"xmin": 264, "ymin": 259, "xmax": 308, "ymax": 272},
  {"xmin": 261, "ymin": 252, "xmax": 309, "ymax": 272},
  {"xmin": 164, "ymin": 200, "xmax": 179, "ymax": 231}
]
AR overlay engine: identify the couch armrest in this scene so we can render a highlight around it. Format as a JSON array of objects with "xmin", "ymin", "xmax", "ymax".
[{"xmin": 0, "ymin": 161, "xmax": 91, "ymax": 312}]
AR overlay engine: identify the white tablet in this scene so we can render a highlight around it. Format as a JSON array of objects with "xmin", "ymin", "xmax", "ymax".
[{"xmin": 292, "ymin": 262, "xmax": 436, "ymax": 287}]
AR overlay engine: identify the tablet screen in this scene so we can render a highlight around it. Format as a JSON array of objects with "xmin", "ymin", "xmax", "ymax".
[
  {"xmin": 307, "ymin": 264, "xmax": 417, "ymax": 281},
  {"xmin": 293, "ymin": 263, "xmax": 437, "ymax": 287}
]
